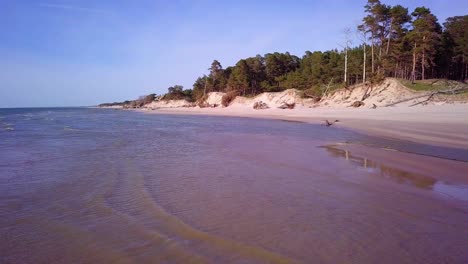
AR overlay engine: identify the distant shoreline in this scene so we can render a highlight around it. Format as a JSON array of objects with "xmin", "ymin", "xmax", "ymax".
[
  {"xmin": 98, "ymin": 78, "xmax": 468, "ymax": 149},
  {"xmin": 131, "ymin": 104, "xmax": 468, "ymax": 150}
]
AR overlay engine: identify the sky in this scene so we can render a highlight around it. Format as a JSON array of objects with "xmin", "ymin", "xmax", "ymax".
[{"xmin": 1, "ymin": 0, "xmax": 467, "ymax": 107}]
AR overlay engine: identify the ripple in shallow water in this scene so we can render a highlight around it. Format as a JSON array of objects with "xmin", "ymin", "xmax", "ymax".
[{"xmin": 1, "ymin": 108, "xmax": 467, "ymax": 263}]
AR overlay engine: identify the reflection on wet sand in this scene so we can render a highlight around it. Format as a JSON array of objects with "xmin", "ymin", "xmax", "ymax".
[
  {"xmin": 2, "ymin": 108, "xmax": 468, "ymax": 263},
  {"xmin": 323, "ymin": 144, "xmax": 468, "ymax": 201}
]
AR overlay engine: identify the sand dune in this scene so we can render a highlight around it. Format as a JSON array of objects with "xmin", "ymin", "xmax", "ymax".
[
  {"xmin": 141, "ymin": 79, "xmax": 466, "ymax": 110},
  {"xmin": 119, "ymin": 78, "xmax": 468, "ymax": 148}
]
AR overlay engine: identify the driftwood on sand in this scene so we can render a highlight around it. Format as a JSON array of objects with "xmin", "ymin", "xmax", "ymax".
[
  {"xmin": 303, "ymin": 92, "xmax": 321, "ymax": 102},
  {"xmin": 350, "ymin": 101, "xmax": 365, "ymax": 108},
  {"xmin": 361, "ymin": 83, "xmax": 372, "ymax": 101},
  {"xmin": 324, "ymin": 120, "xmax": 339, "ymax": 127},
  {"xmin": 278, "ymin": 103, "xmax": 295, "ymax": 109},
  {"xmin": 253, "ymin": 101, "xmax": 269, "ymax": 110}
]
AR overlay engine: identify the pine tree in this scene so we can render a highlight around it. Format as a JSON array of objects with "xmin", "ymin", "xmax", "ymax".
[
  {"xmin": 409, "ymin": 7, "xmax": 442, "ymax": 80},
  {"xmin": 443, "ymin": 16, "xmax": 468, "ymax": 80}
]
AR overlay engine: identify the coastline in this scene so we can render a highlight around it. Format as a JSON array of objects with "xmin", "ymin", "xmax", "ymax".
[
  {"xmin": 4, "ymin": 107, "xmax": 468, "ymax": 263},
  {"xmin": 133, "ymin": 104, "xmax": 468, "ymax": 149}
]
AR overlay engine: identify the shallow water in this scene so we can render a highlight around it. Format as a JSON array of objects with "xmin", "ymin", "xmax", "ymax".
[{"xmin": 1, "ymin": 108, "xmax": 467, "ymax": 263}]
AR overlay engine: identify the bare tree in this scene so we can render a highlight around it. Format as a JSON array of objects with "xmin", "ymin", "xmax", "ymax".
[
  {"xmin": 357, "ymin": 27, "xmax": 368, "ymax": 83},
  {"xmin": 340, "ymin": 28, "xmax": 353, "ymax": 85}
]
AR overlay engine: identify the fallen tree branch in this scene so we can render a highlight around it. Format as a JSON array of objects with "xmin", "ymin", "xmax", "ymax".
[
  {"xmin": 324, "ymin": 119, "xmax": 339, "ymax": 127},
  {"xmin": 409, "ymin": 93, "xmax": 435, "ymax": 107},
  {"xmin": 384, "ymin": 93, "xmax": 433, "ymax": 107},
  {"xmin": 303, "ymin": 92, "xmax": 322, "ymax": 103},
  {"xmin": 322, "ymin": 78, "xmax": 334, "ymax": 98},
  {"xmin": 384, "ymin": 86, "xmax": 468, "ymax": 107},
  {"xmin": 361, "ymin": 83, "xmax": 372, "ymax": 101}
]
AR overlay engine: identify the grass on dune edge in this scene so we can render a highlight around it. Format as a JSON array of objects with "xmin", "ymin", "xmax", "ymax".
[{"xmin": 399, "ymin": 78, "xmax": 468, "ymax": 92}]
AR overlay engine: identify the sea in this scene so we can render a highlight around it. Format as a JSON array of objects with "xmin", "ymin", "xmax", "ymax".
[{"xmin": 1, "ymin": 107, "xmax": 467, "ymax": 263}]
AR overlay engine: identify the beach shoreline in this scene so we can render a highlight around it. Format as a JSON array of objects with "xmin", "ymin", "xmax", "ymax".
[{"xmin": 132, "ymin": 104, "xmax": 468, "ymax": 149}]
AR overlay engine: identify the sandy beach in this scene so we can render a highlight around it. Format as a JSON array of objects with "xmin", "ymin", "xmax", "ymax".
[
  {"xmin": 121, "ymin": 78, "xmax": 468, "ymax": 149},
  {"xmin": 139, "ymin": 103, "xmax": 468, "ymax": 149}
]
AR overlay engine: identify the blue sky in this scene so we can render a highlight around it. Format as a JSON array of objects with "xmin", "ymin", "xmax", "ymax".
[{"xmin": 1, "ymin": 0, "xmax": 467, "ymax": 107}]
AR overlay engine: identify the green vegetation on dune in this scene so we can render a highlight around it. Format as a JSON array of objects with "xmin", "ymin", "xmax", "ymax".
[
  {"xmin": 399, "ymin": 79, "xmax": 468, "ymax": 92},
  {"xmin": 400, "ymin": 79, "xmax": 451, "ymax": 91},
  {"xmin": 99, "ymin": 94, "xmax": 156, "ymax": 108}
]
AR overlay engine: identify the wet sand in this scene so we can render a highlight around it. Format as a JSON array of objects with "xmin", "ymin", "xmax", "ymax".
[
  {"xmin": 150, "ymin": 134, "xmax": 468, "ymax": 263},
  {"xmin": 145, "ymin": 104, "xmax": 468, "ymax": 149},
  {"xmin": 1, "ymin": 108, "xmax": 468, "ymax": 263}
]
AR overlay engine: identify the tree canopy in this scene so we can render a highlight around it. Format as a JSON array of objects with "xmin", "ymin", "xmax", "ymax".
[{"xmin": 158, "ymin": 0, "xmax": 466, "ymax": 102}]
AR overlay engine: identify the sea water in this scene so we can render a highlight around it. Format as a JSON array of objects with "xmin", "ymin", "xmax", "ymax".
[{"xmin": 1, "ymin": 108, "xmax": 467, "ymax": 263}]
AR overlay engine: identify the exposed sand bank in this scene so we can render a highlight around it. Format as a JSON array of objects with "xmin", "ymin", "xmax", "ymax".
[
  {"xmin": 104, "ymin": 78, "xmax": 468, "ymax": 149},
  {"xmin": 139, "ymin": 104, "xmax": 468, "ymax": 149}
]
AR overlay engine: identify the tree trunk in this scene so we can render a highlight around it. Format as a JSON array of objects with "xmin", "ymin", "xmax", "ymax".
[
  {"xmin": 344, "ymin": 48, "xmax": 348, "ymax": 84},
  {"xmin": 421, "ymin": 36, "xmax": 426, "ymax": 81},
  {"xmin": 421, "ymin": 50, "xmax": 425, "ymax": 80},
  {"xmin": 203, "ymin": 80, "xmax": 207, "ymax": 97},
  {"xmin": 464, "ymin": 57, "xmax": 467, "ymax": 80},
  {"xmin": 363, "ymin": 44, "xmax": 367, "ymax": 83},
  {"xmin": 386, "ymin": 23, "xmax": 392, "ymax": 55},
  {"xmin": 411, "ymin": 42, "xmax": 417, "ymax": 84},
  {"xmin": 371, "ymin": 38, "xmax": 375, "ymax": 74},
  {"xmin": 377, "ymin": 40, "xmax": 381, "ymax": 74},
  {"xmin": 463, "ymin": 63, "xmax": 468, "ymax": 81}
]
